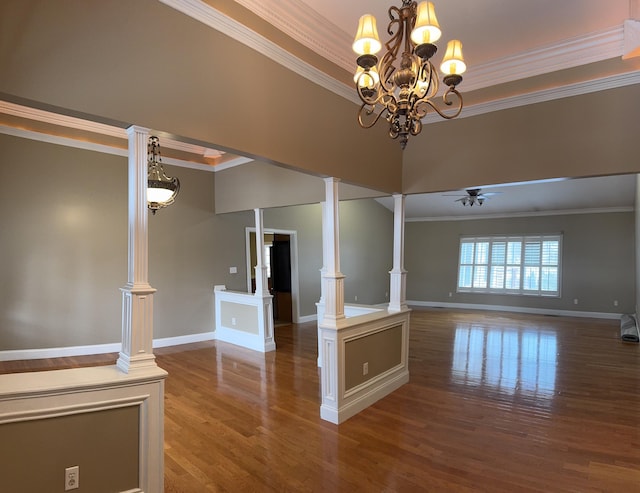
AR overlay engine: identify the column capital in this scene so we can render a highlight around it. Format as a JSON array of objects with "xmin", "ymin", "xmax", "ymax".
[{"xmin": 126, "ymin": 125, "xmax": 151, "ymax": 136}]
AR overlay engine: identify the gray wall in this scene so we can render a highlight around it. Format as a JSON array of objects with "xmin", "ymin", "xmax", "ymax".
[
  {"xmin": 0, "ymin": 134, "xmax": 252, "ymax": 350},
  {"xmin": 403, "ymin": 84, "xmax": 640, "ymax": 194},
  {"xmin": 264, "ymin": 198, "xmax": 394, "ymax": 316},
  {"xmin": 215, "ymin": 161, "xmax": 385, "ymax": 214},
  {"xmin": 0, "ymin": 134, "xmax": 394, "ymax": 350},
  {"xmin": 406, "ymin": 212, "xmax": 635, "ymax": 313},
  {"xmin": 0, "ymin": 0, "xmax": 402, "ymax": 193},
  {"xmin": 0, "ymin": 135, "xmax": 127, "ymax": 349}
]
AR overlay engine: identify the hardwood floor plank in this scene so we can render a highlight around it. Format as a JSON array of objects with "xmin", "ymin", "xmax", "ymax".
[{"xmin": 2, "ymin": 309, "xmax": 638, "ymax": 491}]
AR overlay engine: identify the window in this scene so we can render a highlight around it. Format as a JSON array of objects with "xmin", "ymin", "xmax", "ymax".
[{"xmin": 458, "ymin": 235, "xmax": 561, "ymax": 296}]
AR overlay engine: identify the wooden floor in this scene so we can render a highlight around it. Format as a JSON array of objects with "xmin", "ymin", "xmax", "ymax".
[{"xmin": 2, "ymin": 309, "xmax": 639, "ymax": 492}]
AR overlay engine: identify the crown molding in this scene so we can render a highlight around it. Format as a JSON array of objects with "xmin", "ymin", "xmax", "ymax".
[
  {"xmin": 422, "ymin": 70, "xmax": 640, "ymax": 124},
  {"xmin": 0, "ymin": 100, "xmax": 228, "ymax": 160},
  {"xmin": 214, "ymin": 156, "xmax": 255, "ymax": 171},
  {"xmin": 161, "ymin": 1, "xmax": 637, "ymax": 119},
  {"xmin": 623, "ymin": 19, "xmax": 640, "ymax": 59},
  {"xmin": 405, "ymin": 206, "xmax": 634, "ymax": 222},
  {"xmin": 159, "ymin": 0, "xmax": 357, "ymax": 103},
  {"xmin": 0, "ymin": 122, "xmax": 250, "ymax": 173},
  {"xmin": 0, "ymin": 124, "xmax": 127, "ymax": 156},
  {"xmin": 463, "ymin": 26, "xmax": 625, "ymax": 92},
  {"xmin": 233, "ymin": 0, "xmax": 353, "ymax": 71},
  {"xmin": 197, "ymin": 0, "xmax": 628, "ymax": 91},
  {"xmin": 0, "ymin": 100, "xmax": 127, "ymax": 138}
]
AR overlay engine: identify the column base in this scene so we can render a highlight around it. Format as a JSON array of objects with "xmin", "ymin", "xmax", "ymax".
[{"xmin": 116, "ymin": 352, "xmax": 158, "ymax": 374}]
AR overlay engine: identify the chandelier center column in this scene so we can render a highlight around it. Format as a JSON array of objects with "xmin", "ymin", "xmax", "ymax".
[
  {"xmin": 321, "ymin": 178, "xmax": 345, "ymax": 325},
  {"xmin": 389, "ymin": 194, "xmax": 408, "ymax": 312},
  {"xmin": 117, "ymin": 125, "xmax": 158, "ymax": 374}
]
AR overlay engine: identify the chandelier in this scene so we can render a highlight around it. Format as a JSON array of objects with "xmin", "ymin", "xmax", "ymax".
[
  {"xmin": 147, "ymin": 136, "xmax": 180, "ymax": 214},
  {"xmin": 353, "ymin": 0, "xmax": 466, "ymax": 149}
]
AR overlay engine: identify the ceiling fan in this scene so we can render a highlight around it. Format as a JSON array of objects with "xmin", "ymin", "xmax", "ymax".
[{"xmin": 445, "ymin": 188, "xmax": 500, "ymax": 206}]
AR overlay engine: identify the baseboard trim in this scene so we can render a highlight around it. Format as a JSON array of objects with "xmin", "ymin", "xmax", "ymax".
[
  {"xmin": 321, "ymin": 370, "xmax": 409, "ymax": 425},
  {"xmin": 0, "ymin": 332, "xmax": 217, "ymax": 362},
  {"xmin": 297, "ymin": 314, "xmax": 317, "ymax": 323},
  {"xmin": 153, "ymin": 331, "xmax": 216, "ymax": 348},
  {"xmin": 407, "ymin": 300, "xmax": 621, "ymax": 320}
]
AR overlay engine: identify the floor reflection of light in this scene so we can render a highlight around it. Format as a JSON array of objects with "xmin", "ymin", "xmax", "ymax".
[{"xmin": 452, "ymin": 325, "xmax": 557, "ymax": 402}]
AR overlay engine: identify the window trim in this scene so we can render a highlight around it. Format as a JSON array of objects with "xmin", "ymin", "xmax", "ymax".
[{"xmin": 457, "ymin": 234, "xmax": 562, "ymax": 298}]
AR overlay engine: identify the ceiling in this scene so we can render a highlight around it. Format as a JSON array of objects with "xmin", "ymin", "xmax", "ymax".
[
  {"xmin": 1, "ymin": 1, "xmax": 638, "ymax": 216},
  {"xmin": 376, "ymin": 175, "xmax": 636, "ymax": 220},
  {"xmin": 227, "ymin": 0, "xmax": 639, "ymax": 217},
  {"xmin": 232, "ymin": 0, "xmax": 639, "ymax": 94}
]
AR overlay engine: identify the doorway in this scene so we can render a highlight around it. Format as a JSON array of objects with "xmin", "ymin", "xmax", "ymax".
[
  {"xmin": 245, "ymin": 228, "xmax": 300, "ymax": 324},
  {"xmin": 271, "ymin": 234, "xmax": 292, "ymax": 323}
]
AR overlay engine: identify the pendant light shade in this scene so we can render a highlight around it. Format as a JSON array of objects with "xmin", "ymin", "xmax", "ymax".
[{"xmin": 147, "ymin": 136, "xmax": 179, "ymax": 214}]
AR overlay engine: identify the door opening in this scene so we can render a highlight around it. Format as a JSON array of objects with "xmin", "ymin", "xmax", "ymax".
[{"xmin": 246, "ymin": 228, "xmax": 299, "ymax": 324}]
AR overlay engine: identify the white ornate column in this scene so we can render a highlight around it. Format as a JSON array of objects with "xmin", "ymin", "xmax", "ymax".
[
  {"xmin": 388, "ymin": 193, "xmax": 408, "ymax": 312},
  {"xmin": 318, "ymin": 200, "xmax": 327, "ymax": 306},
  {"xmin": 321, "ymin": 178, "xmax": 345, "ymax": 325},
  {"xmin": 318, "ymin": 178, "xmax": 345, "ymax": 418},
  {"xmin": 254, "ymin": 208, "xmax": 270, "ymax": 296},
  {"xmin": 117, "ymin": 125, "xmax": 158, "ymax": 373},
  {"xmin": 317, "ymin": 201, "xmax": 327, "ymax": 367},
  {"xmin": 254, "ymin": 208, "xmax": 275, "ymax": 351}
]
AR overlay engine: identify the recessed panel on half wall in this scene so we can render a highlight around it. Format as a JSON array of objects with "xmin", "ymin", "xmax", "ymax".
[{"xmin": 344, "ymin": 324, "xmax": 403, "ymax": 391}]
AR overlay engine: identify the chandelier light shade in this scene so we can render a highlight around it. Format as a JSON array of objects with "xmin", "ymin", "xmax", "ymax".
[
  {"xmin": 411, "ymin": 1, "xmax": 441, "ymax": 44},
  {"xmin": 353, "ymin": 0, "xmax": 466, "ymax": 149},
  {"xmin": 147, "ymin": 135, "xmax": 179, "ymax": 214},
  {"xmin": 352, "ymin": 14, "xmax": 382, "ymax": 57}
]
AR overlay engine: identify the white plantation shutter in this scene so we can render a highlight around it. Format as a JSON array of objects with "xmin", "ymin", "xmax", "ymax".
[{"xmin": 457, "ymin": 235, "xmax": 561, "ymax": 296}]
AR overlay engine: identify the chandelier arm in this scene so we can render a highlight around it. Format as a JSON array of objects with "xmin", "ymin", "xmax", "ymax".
[
  {"xmin": 410, "ymin": 118, "xmax": 422, "ymax": 136},
  {"xmin": 378, "ymin": 52, "xmax": 397, "ymax": 94},
  {"xmin": 355, "ymin": 73, "xmax": 382, "ymax": 106},
  {"xmin": 385, "ymin": 6, "xmax": 404, "ymax": 57},
  {"xmin": 414, "ymin": 60, "xmax": 439, "ymax": 101},
  {"xmin": 377, "ymin": 4, "xmax": 406, "ymax": 94},
  {"xmin": 417, "ymin": 90, "xmax": 464, "ymax": 120},
  {"xmin": 357, "ymin": 104, "xmax": 387, "ymax": 129}
]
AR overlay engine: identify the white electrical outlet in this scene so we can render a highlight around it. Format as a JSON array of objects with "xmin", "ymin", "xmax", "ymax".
[
  {"xmin": 614, "ymin": 300, "xmax": 619, "ymax": 307},
  {"xmin": 231, "ymin": 317, "xmax": 237, "ymax": 326},
  {"xmin": 363, "ymin": 362, "xmax": 368, "ymax": 375},
  {"xmin": 65, "ymin": 466, "xmax": 79, "ymax": 491},
  {"xmin": 573, "ymin": 298, "xmax": 578, "ymax": 305},
  {"xmin": 354, "ymin": 295, "xmax": 358, "ymax": 302},
  {"xmin": 229, "ymin": 266, "xmax": 237, "ymax": 274}
]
